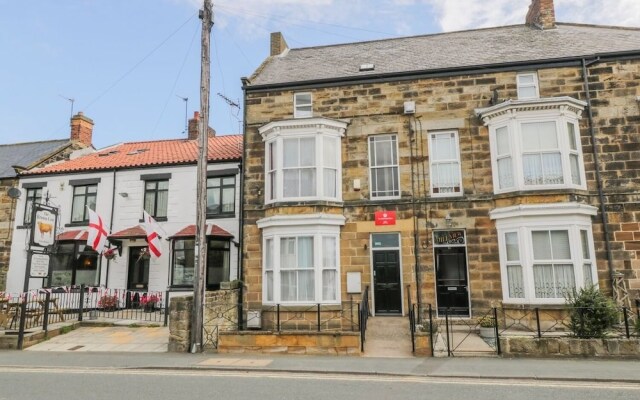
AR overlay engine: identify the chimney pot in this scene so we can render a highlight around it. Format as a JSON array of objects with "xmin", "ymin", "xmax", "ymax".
[
  {"xmin": 187, "ymin": 111, "xmax": 215, "ymax": 140},
  {"xmin": 526, "ymin": 0, "xmax": 556, "ymax": 30}
]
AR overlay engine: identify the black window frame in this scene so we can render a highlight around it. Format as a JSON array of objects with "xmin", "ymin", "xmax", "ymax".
[
  {"xmin": 23, "ymin": 187, "xmax": 43, "ymax": 225},
  {"xmin": 70, "ymin": 184, "xmax": 98, "ymax": 223},
  {"xmin": 47, "ymin": 241, "xmax": 100, "ymax": 287},
  {"xmin": 206, "ymin": 175, "xmax": 236, "ymax": 217},
  {"xmin": 170, "ymin": 238, "xmax": 231, "ymax": 290},
  {"xmin": 143, "ymin": 179, "xmax": 169, "ymax": 221}
]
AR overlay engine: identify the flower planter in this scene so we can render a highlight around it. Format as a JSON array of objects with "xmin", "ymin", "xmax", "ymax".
[{"xmin": 479, "ymin": 326, "xmax": 496, "ymax": 339}]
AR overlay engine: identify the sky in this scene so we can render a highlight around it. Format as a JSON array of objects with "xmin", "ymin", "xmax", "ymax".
[{"xmin": 0, "ymin": 0, "xmax": 638, "ymax": 149}]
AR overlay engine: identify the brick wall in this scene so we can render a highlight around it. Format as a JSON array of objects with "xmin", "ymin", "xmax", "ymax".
[{"xmin": 0, "ymin": 178, "xmax": 19, "ymax": 291}]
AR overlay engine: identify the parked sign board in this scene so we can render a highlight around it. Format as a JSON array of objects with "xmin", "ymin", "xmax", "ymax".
[{"xmin": 374, "ymin": 211, "xmax": 396, "ymax": 226}]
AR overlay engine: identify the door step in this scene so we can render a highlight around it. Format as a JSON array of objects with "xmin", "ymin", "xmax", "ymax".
[{"xmin": 363, "ymin": 316, "xmax": 413, "ymax": 358}]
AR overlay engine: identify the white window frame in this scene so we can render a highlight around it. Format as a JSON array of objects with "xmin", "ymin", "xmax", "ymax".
[
  {"xmin": 294, "ymin": 92, "xmax": 312, "ymax": 118},
  {"xmin": 491, "ymin": 203, "xmax": 598, "ymax": 305},
  {"xmin": 368, "ymin": 134, "xmax": 401, "ymax": 199},
  {"xmin": 260, "ymin": 118, "xmax": 347, "ymax": 204},
  {"xmin": 258, "ymin": 214, "xmax": 345, "ymax": 305},
  {"xmin": 517, "ymin": 72, "xmax": 539, "ymax": 100},
  {"xmin": 428, "ymin": 130, "xmax": 463, "ymax": 197},
  {"xmin": 478, "ymin": 97, "xmax": 587, "ymax": 194}
]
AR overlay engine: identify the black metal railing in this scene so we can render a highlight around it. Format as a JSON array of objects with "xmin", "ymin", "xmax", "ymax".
[
  {"xmin": 360, "ymin": 286, "xmax": 370, "ymax": 352},
  {"xmin": 1, "ymin": 285, "xmax": 169, "ymax": 349}
]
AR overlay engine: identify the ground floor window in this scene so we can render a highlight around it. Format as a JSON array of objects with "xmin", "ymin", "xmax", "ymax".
[
  {"xmin": 257, "ymin": 214, "xmax": 344, "ymax": 305},
  {"xmin": 170, "ymin": 238, "xmax": 230, "ymax": 289},
  {"xmin": 490, "ymin": 203, "xmax": 598, "ymax": 305},
  {"xmin": 48, "ymin": 242, "xmax": 99, "ymax": 287}
]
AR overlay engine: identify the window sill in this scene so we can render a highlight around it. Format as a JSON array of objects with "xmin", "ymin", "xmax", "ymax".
[
  {"xmin": 260, "ymin": 303, "xmax": 343, "ymax": 311},
  {"xmin": 206, "ymin": 213, "xmax": 236, "ymax": 219},
  {"xmin": 139, "ymin": 217, "xmax": 168, "ymax": 222},
  {"xmin": 493, "ymin": 187, "xmax": 588, "ymax": 198},
  {"xmin": 264, "ymin": 200, "xmax": 343, "ymax": 209},
  {"xmin": 501, "ymin": 300, "xmax": 568, "ymax": 309},
  {"xmin": 65, "ymin": 222, "xmax": 88, "ymax": 227}
]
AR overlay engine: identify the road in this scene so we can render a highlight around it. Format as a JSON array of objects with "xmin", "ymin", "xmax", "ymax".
[{"xmin": 0, "ymin": 367, "xmax": 637, "ymax": 400}]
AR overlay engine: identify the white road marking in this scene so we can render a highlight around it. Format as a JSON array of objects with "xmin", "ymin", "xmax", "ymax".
[{"xmin": 0, "ymin": 366, "xmax": 638, "ymax": 391}]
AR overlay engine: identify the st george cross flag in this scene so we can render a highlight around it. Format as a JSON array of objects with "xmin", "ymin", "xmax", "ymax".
[
  {"xmin": 143, "ymin": 210, "xmax": 162, "ymax": 258},
  {"xmin": 87, "ymin": 208, "xmax": 109, "ymax": 253}
]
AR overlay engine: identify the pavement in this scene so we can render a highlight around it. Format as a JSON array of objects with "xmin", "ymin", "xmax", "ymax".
[{"xmin": 1, "ymin": 350, "xmax": 639, "ymax": 384}]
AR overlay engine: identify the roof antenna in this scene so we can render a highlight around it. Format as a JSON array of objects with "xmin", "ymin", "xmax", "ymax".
[
  {"xmin": 217, "ymin": 92, "xmax": 242, "ymax": 133},
  {"xmin": 59, "ymin": 95, "xmax": 75, "ymax": 118},
  {"xmin": 176, "ymin": 95, "xmax": 188, "ymax": 134}
]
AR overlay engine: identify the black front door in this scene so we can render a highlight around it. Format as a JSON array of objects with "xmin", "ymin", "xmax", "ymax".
[
  {"xmin": 373, "ymin": 250, "xmax": 402, "ymax": 314},
  {"xmin": 435, "ymin": 247, "xmax": 469, "ymax": 316},
  {"xmin": 127, "ymin": 247, "xmax": 150, "ymax": 291}
]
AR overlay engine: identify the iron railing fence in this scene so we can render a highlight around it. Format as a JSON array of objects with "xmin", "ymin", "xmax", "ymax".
[{"xmin": 1, "ymin": 285, "xmax": 168, "ymax": 350}]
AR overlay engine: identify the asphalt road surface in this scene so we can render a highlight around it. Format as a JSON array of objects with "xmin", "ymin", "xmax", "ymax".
[{"xmin": 0, "ymin": 367, "xmax": 638, "ymax": 400}]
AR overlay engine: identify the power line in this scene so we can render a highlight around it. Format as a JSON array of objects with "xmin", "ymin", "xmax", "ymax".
[{"xmin": 81, "ymin": 12, "xmax": 198, "ymax": 113}]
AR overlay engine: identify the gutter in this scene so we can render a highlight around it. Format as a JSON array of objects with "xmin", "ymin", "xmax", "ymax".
[
  {"xmin": 581, "ymin": 58, "xmax": 616, "ymax": 284},
  {"xmin": 244, "ymin": 50, "xmax": 640, "ymax": 93}
]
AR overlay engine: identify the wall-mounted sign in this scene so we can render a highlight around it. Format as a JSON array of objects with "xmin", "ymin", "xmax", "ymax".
[
  {"xmin": 434, "ymin": 230, "xmax": 465, "ymax": 246},
  {"xmin": 30, "ymin": 253, "xmax": 50, "ymax": 278},
  {"xmin": 374, "ymin": 211, "xmax": 396, "ymax": 226},
  {"xmin": 30, "ymin": 203, "xmax": 58, "ymax": 248}
]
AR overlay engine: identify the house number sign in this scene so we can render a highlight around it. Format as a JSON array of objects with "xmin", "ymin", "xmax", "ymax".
[{"xmin": 434, "ymin": 230, "xmax": 465, "ymax": 245}]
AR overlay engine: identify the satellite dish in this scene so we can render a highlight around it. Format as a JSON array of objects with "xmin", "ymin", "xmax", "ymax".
[{"xmin": 7, "ymin": 187, "xmax": 21, "ymax": 199}]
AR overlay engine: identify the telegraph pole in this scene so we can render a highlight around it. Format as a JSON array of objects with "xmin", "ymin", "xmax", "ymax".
[{"xmin": 191, "ymin": 0, "xmax": 213, "ymax": 353}]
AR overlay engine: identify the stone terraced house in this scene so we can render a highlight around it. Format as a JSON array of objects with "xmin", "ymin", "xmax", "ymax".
[
  {"xmin": 0, "ymin": 113, "xmax": 94, "ymax": 291},
  {"xmin": 240, "ymin": 0, "xmax": 640, "ymax": 325},
  {"xmin": 6, "ymin": 112, "xmax": 243, "ymax": 300}
]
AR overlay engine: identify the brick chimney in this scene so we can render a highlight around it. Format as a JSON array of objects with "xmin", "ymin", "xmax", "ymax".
[
  {"xmin": 270, "ymin": 32, "xmax": 289, "ymax": 56},
  {"xmin": 526, "ymin": 0, "xmax": 556, "ymax": 30},
  {"xmin": 70, "ymin": 112, "xmax": 93, "ymax": 147},
  {"xmin": 187, "ymin": 111, "xmax": 215, "ymax": 140}
]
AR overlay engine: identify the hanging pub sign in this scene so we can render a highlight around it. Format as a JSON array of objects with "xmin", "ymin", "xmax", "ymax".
[
  {"xmin": 434, "ymin": 230, "xmax": 465, "ymax": 245},
  {"xmin": 30, "ymin": 203, "xmax": 58, "ymax": 248},
  {"xmin": 30, "ymin": 253, "xmax": 50, "ymax": 278},
  {"xmin": 374, "ymin": 211, "xmax": 396, "ymax": 226}
]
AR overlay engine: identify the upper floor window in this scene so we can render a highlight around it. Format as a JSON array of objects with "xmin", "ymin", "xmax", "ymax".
[
  {"xmin": 207, "ymin": 176, "xmax": 235, "ymax": 216},
  {"xmin": 144, "ymin": 180, "xmax": 169, "ymax": 220},
  {"xmin": 428, "ymin": 131, "xmax": 462, "ymax": 197},
  {"xmin": 517, "ymin": 72, "xmax": 539, "ymax": 99},
  {"xmin": 294, "ymin": 92, "xmax": 312, "ymax": 118},
  {"xmin": 71, "ymin": 184, "xmax": 97, "ymax": 223},
  {"xmin": 476, "ymin": 97, "xmax": 587, "ymax": 194},
  {"xmin": 369, "ymin": 134, "xmax": 400, "ymax": 198},
  {"xmin": 260, "ymin": 117, "xmax": 347, "ymax": 204},
  {"xmin": 491, "ymin": 203, "xmax": 598, "ymax": 305},
  {"xmin": 24, "ymin": 187, "xmax": 43, "ymax": 225}
]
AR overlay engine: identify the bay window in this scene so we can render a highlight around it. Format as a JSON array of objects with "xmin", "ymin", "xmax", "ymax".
[
  {"xmin": 491, "ymin": 203, "xmax": 598, "ymax": 304},
  {"xmin": 260, "ymin": 117, "xmax": 347, "ymax": 203},
  {"xmin": 476, "ymin": 97, "xmax": 587, "ymax": 194},
  {"xmin": 258, "ymin": 214, "xmax": 344, "ymax": 305}
]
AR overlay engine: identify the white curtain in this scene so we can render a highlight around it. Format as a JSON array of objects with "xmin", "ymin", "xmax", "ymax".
[
  {"xmin": 505, "ymin": 232, "xmax": 519, "ymax": 261},
  {"xmin": 570, "ymin": 154, "xmax": 580, "ymax": 184},
  {"xmin": 296, "ymin": 237, "xmax": 314, "ymax": 301},
  {"xmin": 324, "ymin": 168, "xmax": 336, "ymax": 197},
  {"xmin": 555, "ymin": 264, "xmax": 576, "ymax": 296},
  {"xmin": 533, "ymin": 264, "xmax": 554, "ymax": 298},
  {"xmin": 507, "ymin": 265, "xmax": 524, "ymax": 298},
  {"xmin": 281, "ymin": 271, "xmax": 296, "ymax": 301},
  {"xmin": 322, "ymin": 237, "xmax": 337, "ymax": 301},
  {"xmin": 497, "ymin": 157, "xmax": 513, "ymax": 189}
]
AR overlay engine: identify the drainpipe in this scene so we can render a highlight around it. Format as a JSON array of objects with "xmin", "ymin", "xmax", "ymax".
[
  {"xmin": 105, "ymin": 169, "xmax": 117, "ymax": 288},
  {"xmin": 409, "ymin": 116, "xmax": 422, "ymax": 314},
  {"xmin": 239, "ymin": 78, "xmax": 249, "ymax": 299},
  {"xmin": 581, "ymin": 58, "xmax": 615, "ymax": 284}
]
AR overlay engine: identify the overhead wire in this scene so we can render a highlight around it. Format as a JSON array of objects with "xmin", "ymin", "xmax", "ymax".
[{"xmin": 149, "ymin": 20, "xmax": 200, "ymax": 138}]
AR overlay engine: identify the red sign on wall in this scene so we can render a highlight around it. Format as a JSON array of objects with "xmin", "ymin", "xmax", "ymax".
[{"xmin": 374, "ymin": 211, "xmax": 396, "ymax": 226}]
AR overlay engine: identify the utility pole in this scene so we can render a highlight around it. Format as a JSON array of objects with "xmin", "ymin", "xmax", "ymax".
[{"xmin": 191, "ymin": 0, "xmax": 213, "ymax": 353}]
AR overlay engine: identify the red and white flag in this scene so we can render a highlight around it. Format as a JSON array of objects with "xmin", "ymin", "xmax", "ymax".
[
  {"xmin": 87, "ymin": 208, "xmax": 109, "ymax": 253},
  {"xmin": 143, "ymin": 210, "xmax": 162, "ymax": 258}
]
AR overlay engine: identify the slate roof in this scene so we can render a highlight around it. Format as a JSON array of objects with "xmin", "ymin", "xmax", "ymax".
[
  {"xmin": 0, "ymin": 140, "xmax": 70, "ymax": 178},
  {"xmin": 24, "ymin": 135, "xmax": 243, "ymax": 175},
  {"xmin": 248, "ymin": 23, "xmax": 640, "ymax": 87}
]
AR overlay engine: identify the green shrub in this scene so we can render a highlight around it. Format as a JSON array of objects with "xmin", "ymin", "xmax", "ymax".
[{"xmin": 565, "ymin": 286, "xmax": 618, "ymax": 339}]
